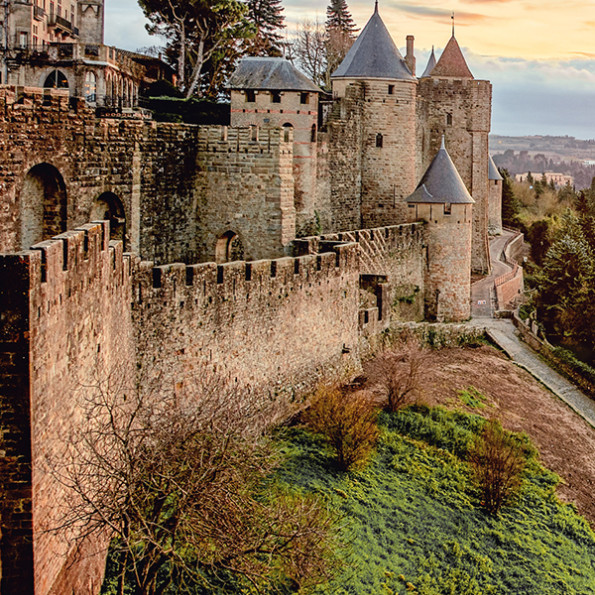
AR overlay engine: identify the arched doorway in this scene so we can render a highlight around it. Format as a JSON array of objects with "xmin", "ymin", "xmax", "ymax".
[
  {"xmin": 90, "ymin": 192, "xmax": 126, "ymax": 248},
  {"xmin": 43, "ymin": 69, "xmax": 69, "ymax": 90},
  {"xmin": 215, "ymin": 231, "xmax": 244, "ymax": 263},
  {"xmin": 20, "ymin": 164, "xmax": 67, "ymax": 249}
]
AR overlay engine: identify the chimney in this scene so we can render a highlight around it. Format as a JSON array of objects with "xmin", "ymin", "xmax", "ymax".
[{"xmin": 405, "ymin": 35, "xmax": 416, "ymax": 77}]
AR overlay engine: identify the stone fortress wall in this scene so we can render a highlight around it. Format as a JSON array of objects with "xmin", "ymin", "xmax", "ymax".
[{"xmin": 0, "ymin": 20, "xmax": 497, "ymax": 588}]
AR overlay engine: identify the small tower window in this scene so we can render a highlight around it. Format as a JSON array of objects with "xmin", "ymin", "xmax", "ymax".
[
  {"xmin": 376, "ymin": 133, "xmax": 383, "ymax": 148},
  {"xmin": 446, "ymin": 113, "xmax": 453, "ymax": 126},
  {"xmin": 271, "ymin": 91, "xmax": 281, "ymax": 103},
  {"xmin": 245, "ymin": 90, "xmax": 255, "ymax": 103},
  {"xmin": 300, "ymin": 92, "xmax": 309, "ymax": 105},
  {"xmin": 311, "ymin": 124, "xmax": 317, "ymax": 143},
  {"xmin": 444, "ymin": 203, "xmax": 452, "ymax": 215},
  {"xmin": 388, "ymin": 84, "xmax": 394, "ymax": 95}
]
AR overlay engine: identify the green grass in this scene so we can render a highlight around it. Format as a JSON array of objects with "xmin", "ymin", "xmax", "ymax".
[
  {"xmin": 457, "ymin": 386, "xmax": 488, "ymax": 409},
  {"xmin": 275, "ymin": 406, "xmax": 595, "ymax": 595}
]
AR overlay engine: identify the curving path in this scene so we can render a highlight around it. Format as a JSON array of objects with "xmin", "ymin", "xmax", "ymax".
[
  {"xmin": 470, "ymin": 231, "xmax": 516, "ymax": 318},
  {"xmin": 469, "ymin": 234, "xmax": 595, "ymax": 428}
]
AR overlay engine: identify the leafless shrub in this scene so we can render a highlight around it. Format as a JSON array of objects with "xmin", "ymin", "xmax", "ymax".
[
  {"xmin": 469, "ymin": 420, "xmax": 527, "ymax": 515},
  {"xmin": 51, "ymin": 365, "xmax": 337, "ymax": 594},
  {"xmin": 370, "ymin": 339, "xmax": 428, "ymax": 412},
  {"xmin": 303, "ymin": 385, "xmax": 379, "ymax": 471}
]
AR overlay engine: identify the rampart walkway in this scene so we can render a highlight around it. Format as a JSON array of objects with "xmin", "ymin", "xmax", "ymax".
[{"xmin": 470, "ymin": 236, "xmax": 595, "ymax": 429}]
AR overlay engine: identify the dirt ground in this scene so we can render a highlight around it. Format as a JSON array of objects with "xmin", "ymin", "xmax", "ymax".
[{"xmin": 362, "ymin": 345, "xmax": 595, "ymax": 526}]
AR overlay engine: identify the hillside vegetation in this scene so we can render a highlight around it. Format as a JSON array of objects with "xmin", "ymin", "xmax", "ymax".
[{"xmin": 276, "ymin": 405, "xmax": 595, "ymax": 595}]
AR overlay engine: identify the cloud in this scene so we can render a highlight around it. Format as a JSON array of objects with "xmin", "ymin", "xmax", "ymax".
[{"xmin": 391, "ymin": 3, "xmax": 489, "ymax": 23}]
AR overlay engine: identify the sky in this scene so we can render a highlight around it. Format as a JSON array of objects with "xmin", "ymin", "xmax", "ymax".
[{"xmin": 105, "ymin": 0, "xmax": 595, "ymax": 140}]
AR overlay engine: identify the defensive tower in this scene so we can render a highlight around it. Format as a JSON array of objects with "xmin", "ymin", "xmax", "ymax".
[{"xmin": 407, "ymin": 137, "xmax": 474, "ymax": 322}]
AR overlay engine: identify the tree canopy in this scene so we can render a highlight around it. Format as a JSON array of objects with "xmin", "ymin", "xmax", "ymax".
[
  {"xmin": 244, "ymin": 0, "xmax": 286, "ymax": 57},
  {"xmin": 138, "ymin": 0, "xmax": 256, "ymax": 98}
]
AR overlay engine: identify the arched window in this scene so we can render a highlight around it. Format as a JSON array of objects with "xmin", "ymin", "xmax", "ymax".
[
  {"xmin": 215, "ymin": 231, "xmax": 244, "ymax": 263},
  {"xmin": 282, "ymin": 123, "xmax": 293, "ymax": 143},
  {"xmin": 43, "ymin": 69, "xmax": 69, "ymax": 89},
  {"xmin": 376, "ymin": 133, "xmax": 383, "ymax": 148},
  {"xmin": 20, "ymin": 163, "xmax": 67, "ymax": 249},
  {"xmin": 90, "ymin": 192, "xmax": 127, "ymax": 248},
  {"xmin": 84, "ymin": 71, "xmax": 97, "ymax": 103},
  {"xmin": 446, "ymin": 113, "xmax": 453, "ymax": 126}
]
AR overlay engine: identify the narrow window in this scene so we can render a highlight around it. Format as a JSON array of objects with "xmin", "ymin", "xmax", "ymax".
[
  {"xmin": 245, "ymin": 89, "xmax": 255, "ymax": 103},
  {"xmin": 444, "ymin": 203, "xmax": 452, "ymax": 215},
  {"xmin": 271, "ymin": 91, "xmax": 281, "ymax": 103},
  {"xmin": 376, "ymin": 133, "xmax": 383, "ymax": 148},
  {"xmin": 388, "ymin": 84, "xmax": 394, "ymax": 95},
  {"xmin": 300, "ymin": 92, "xmax": 309, "ymax": 105},
  {"xmin": 446, "ymin": 113, "xmax": 453, "ymax": 126},
  {"xmin": 311, "ymin": 124, "xmax": 317, "ymax": 143}
]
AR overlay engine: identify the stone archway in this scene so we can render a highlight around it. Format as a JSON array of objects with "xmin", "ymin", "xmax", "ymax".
[
  {"xmin": 215, "ymin": 231, "xmax": 244, "ymax": 263},
  {"xmin": 90, "ymin": 192, "xmax": 127, "ymax": 248},
  {"xmin": 20, "ymin": 163, "xmax": 67, "ymax": 250}
]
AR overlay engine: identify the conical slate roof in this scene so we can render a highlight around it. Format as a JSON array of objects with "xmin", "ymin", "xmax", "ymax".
[
  {"xmin": 227, "ymin": 57, "xmax": 321, "ymax": 92},
  {"xmin": 332, "ymin": 4, "xmax": 414, "ymax": 81},
  {"xmin": 407, "ymin": 138, "xmax": 474, "ymax": 204},
  {"xmin": 488, "ymin": 155, "xmax": 503, "ymax": 181},
  {"xmin": 430, "ymin": 36, "xmax": 473, "ymax": 79},
  {"xmin": 420, "ymin": 47, "xmax": 436, "ymax": 78}
]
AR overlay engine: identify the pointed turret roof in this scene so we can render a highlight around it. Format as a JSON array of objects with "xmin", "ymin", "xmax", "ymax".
[
  {"xmin": 488, "ymin": 155, "xmax": 503, "ymax": 181},
  {"xmin": 332, "ymin": 4, "xmax": 414, "ymax": 81},
  {"xmin": 421, "ymin": 46, "xmax": 436, "ymax": 78},
  {"xmin": 407, "ymin": 138, "xmax": 474, "ymax": 204},
  {"xmin": 430, "ymin": 36, "xmax": 473, "ymax": 79}
]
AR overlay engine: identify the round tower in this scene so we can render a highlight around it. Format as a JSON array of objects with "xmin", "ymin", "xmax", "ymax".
[
  {"xmin": 331, "ymin": 2, "xmax": 418, "ymax": 228},
  {"xmin": 407, "ymin": 138, "xmax": 474, "ymax": 322},
  {"xmin": 488, "ymin": 154, "xmax": 503, "ymax": 234}
]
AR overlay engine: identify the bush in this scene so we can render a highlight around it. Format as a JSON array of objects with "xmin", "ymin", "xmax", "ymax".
[
  {"xmin": 303, "ymin": 386, "xmax": 379, "ymax": 471},
  {"xmin": 469, "ymin": 420, "xmax": 527, "ymax": 515}
]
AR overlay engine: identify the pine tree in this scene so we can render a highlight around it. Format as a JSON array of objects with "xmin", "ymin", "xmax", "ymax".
[
  {"xmin": 245, "ymin": 0, "xmax": 285, "ymax": 57},
  {"xmin": 326, "ymin": 0, "xmax": 358, "ymax": 34},
  {"xmin": 324, "ymin": 0, "xmax": 358, "ymax": 87}
]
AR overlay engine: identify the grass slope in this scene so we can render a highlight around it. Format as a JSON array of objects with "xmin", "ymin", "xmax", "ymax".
[{"xmin": 276, "ymin": 406, "xmax": 595, "ymax": 595}]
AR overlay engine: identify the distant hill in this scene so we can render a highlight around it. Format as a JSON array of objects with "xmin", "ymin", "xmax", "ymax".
[{"xmin": 490, "ymin": 135, "xmax": 595, "ymax": 189}]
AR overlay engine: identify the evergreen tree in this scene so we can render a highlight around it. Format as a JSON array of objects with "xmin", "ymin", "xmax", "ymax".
[
  {"xmin": 500, "ymin": 169, "xmax": 521, "ymax": 229},
  {"xmin": 326, "ymin": 0, "xmax": 358, "ymax": 33},
  {"xmin": 244, "ymin": 0, "xmax": 285, "ymax": 57},
  {"xmin": 324, "ymin": 0, "xmax": 358, "ymax": 87}
]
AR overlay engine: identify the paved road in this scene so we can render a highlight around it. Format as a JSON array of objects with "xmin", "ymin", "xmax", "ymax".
[
  {"xmin": 469, "ymin": 318, "xmax": 595, "ymax": 428},
  {"xmin": 471, "ymin": 232, "xmax": 515, "ymax": 318},
  {"xmin": 469, "ymin": 235, "xmax": 595, "ymax": 428}
]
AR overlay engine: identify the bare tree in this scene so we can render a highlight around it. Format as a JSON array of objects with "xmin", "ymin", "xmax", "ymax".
[
  {"xmin": 469, "ymin": 420, "xmax": 527, "ymax": 515},
  {"xmin": 370, "ymin": 339, "xmax": 428, "ymax": 412},
  {"xmin": 291, "ymin": 20, "xmax": 327, "ymax": 89},
  {"xmin": 51, "ymin": 365, "xmax": 338, "ymax": 594}
]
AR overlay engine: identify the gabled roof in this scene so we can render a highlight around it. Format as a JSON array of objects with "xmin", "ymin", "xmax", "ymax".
[
  {"xmin": 227, "ymin": 57, "xmax": 321, "ymax": 92},
  {"xmin": 407, "ymin": 138, "xmax": 474, "ymax": 204},
  {"xmin": 488, "ymin": 155, "xmax": 503, "ymax": 181},
  {"xmin": 430, "ymin": 35, "xmax": 473, "ymax": 79},
  {"xmin": 331, "ymin": 5, "xmax": 414, "ymax": 81},
  {"xmin": 420, "ymin": 46, "xmax": 436, "ymax": 78}
]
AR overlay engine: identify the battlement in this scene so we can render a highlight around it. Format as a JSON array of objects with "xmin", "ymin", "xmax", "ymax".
[
  {"xmin": 294, "ymin": 223, "xmax": 425, "ymax": 257},
  {"xmin": 196, "ymin": 125, "xmax": 293, "ymax": 155},
  {"xmin": 137, "ymin": 241, "xmax": 359, "ymax": 311}
]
